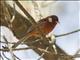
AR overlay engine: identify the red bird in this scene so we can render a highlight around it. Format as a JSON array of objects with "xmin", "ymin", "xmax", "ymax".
[
  {"xmin": 27, "ymin": 15, "xmax": 59, "ymax": 36},
  {"xmin": 12, "ymin": 15, "xmax": 59, "ymax": 48}
]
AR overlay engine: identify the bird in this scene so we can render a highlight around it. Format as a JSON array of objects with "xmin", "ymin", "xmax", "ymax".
[
  {"xmin": 12, "ymin": 15, "xmax": 59, "ymax": 48},
  {"xmin": 26, "ymin": 15, "xmax": 59, "ymax": 36}
]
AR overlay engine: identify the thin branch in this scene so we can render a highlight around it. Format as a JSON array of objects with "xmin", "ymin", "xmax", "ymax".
[
  {"xmin": 0, "ymin": 41, "xmax": 15, "ymax": 44},
  {"xmin": 12, "ymin": 36, "xmax": 42, "ymax": 48},
  {"xmin": 3, "ymin": 36, "xmax": 8, "ymax": 44},
  {"xmin": 55, "ymin": 29, "xmax": 80, "ymax": 37},
  {"xmin": 0, "ymin": 39, "xmax": 41, "ymax": 45},
  {"xmin": 0, "ymin": 53, "xmax": 4, "ymax": 60},
  {"xmin": 2, "ymin": 36, "xmax": 15, "ymax": 60},
  {"xmin": 0, "ymin": 47, "xmax": 34, "ymax": 52},
  {"xmin": 1, "ymin": 47, "xmax": 80, "ymax": 58},
  {"xmin": 37, "ymin": 47, "xmax": 49, "ymax": 60},
  {"xmin": 2, "ymin": 52, "xmax": 10, "ymax": 60},
  {"xmin": 38, "ymin": 53, "xmax": 44, "ymax": 60},
  {"xmin": 7, "ymin": 1, "xmax": 15, "ymax": 29},
  {"xmin": 38, "ymin": 47, "xmax": 50, "ymax": 54},
  {"xmin": 53, "ymin": 45, "xmax": 58, "ymax": 54},
  {"xmin": 10, "ymin": 2, "xmax": 15, "ymax": 23},
  {"xmin": 13, "ymin": 0, "xmax": 36, "ymax": 25},
  {"xmin": 13, "ymin": 54, "xmax": 21, "ymax": 60},
  {"xmin": 0, "ymin": 46, "xmax": 51, "ymax": 54}
]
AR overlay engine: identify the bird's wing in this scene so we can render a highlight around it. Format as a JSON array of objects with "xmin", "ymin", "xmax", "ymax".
[{"xmin": 26, "ymin": 18, "xmax": 47, "ymax": 34}]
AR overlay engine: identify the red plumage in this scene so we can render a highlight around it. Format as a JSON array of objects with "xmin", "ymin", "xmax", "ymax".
[{"xmin": 27, "ymin": 15, "xmax": 59, "ymax": 36}]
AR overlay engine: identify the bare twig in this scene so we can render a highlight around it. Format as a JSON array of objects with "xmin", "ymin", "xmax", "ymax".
[
  {"xmin": 55, "ymin": 29, "xmax": 80, "ymax": 37},
  {"xmin": 13, "ymin": 54, "xmax": 21, "ymax": 60},
  {"xmin": 2, "ymin": 52, "xmax": 10, "ymax": 60},
  {"xmin": 13, "ymin": 0, "xmax": 36, "ymax": 25},
  {"xmin": 0, "ymin": 46, "xmax": 35, "ymax": 52},
  {"xmin": 53, "ymin": 45, "xmax": 58, "ymax": 54},
  {"xmin": 38, "ymin": 53, "xmax": 44, "ymax": 60},
  {"xmin": 2, "ymin": 36, "xmax": 15, "ymax": 60},
  {"xmin": 1, "ymin": 47, "xmax": 80, "ymax": 58},
  {"xmin": 12, "ymin": 34, "xmax": 36, "ymax": 48},
  {"xmin": 7, "ymin": 1, "xmax": 15, "ymax": 29},
  {"xmin": 12, "ymin": 36, "xmax": 42, "ymax": 48},
  {"xmin": 38, "ymin": 47, "xmax": 49, "ymax": 60},
  {"xmin": 10, "ymin": 2, "xmax": 15, "ymax": 23},
  {"xmin": 0, "ymin": 46, "xmax": 51, "ymax": 55},
  {"xmin": 0, "ymin": 53, "xmax": 4, "ymax": 60},
  {"xmin": 0, "ymin": 39, "xmax": 41, "ymax": 45},
  {"xmin": 0, "ymin": 41, "xmax": 15, "ymax": 44}
]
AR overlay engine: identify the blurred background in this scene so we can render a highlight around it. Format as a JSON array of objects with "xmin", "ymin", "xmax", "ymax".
[{"xmin": 1, "ymin": 1, "xmax": 80, "ymax": 60}]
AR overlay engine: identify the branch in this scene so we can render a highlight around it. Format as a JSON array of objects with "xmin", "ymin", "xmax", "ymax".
[
  {"xmin": 13, "ymin": 54, "xmax": 21, "ymax": 60},
  {"xmin": 0, "ymin": 41, "xmax": 15, "ymax": 44},
  {"xmin": 38, "ymin": 47, "xmax": 49, "ymax": 60},
  {"xmin": 0, "ymin": 53, "xmax": 4, "ymax": 60},
  {"xmin": 0, "ymin": 39, "xmax": 41, "ymax": 45},
  {"xmin": 2, "ymin": 52, "xmax": 10, "ymax": 60},
  {"xmin": 1, "ymin": 47, "xmax": 80, "ymax": 58},
  {"xmin": 10, "ymin": 2, "xmax": 15, "ymax": 23},
  {"xmin": 13, "ymin": 0, "xmax": 36, "ymax": 25},
  {"xmin": 73, "ymin": 54, "xmax": 80, "ymax": 58},
  {"xmin": 0, "ymin": 46, "xmax": 36, "ymax": 52},
  {"xmin": 2, "ymin": 36, "xmax": 16, "ymax": 60},
  {"xmin": 55, "ymin": 29, "xmax": 80, "ymax": 37},
  {"xmin": 0, "ymin": 46, "xmax": 51, "ymax": 54}
]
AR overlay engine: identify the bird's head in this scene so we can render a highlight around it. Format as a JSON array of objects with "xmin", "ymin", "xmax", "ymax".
[{"xmin": 47, "ymin": 15, "xmax": 59, "ymax": 24}]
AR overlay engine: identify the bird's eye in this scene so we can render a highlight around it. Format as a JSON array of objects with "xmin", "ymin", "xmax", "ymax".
[{"xmin": 48, "ymin": 17, "xmax": 52, "ymax": 22}]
